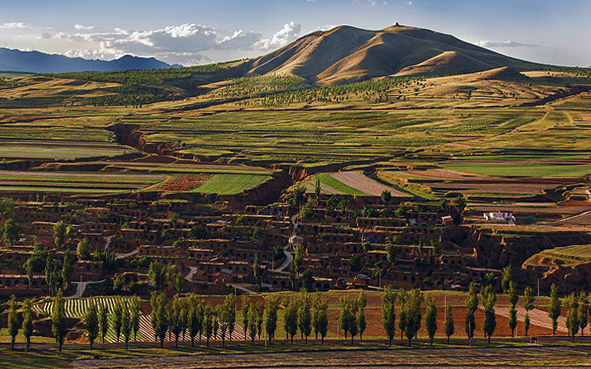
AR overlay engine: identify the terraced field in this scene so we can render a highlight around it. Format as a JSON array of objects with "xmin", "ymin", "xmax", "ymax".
[
  {"xmin": 524, "ymin": 244, "xmax": 591, "ymax": 267},
  {"xmin": 0, "ymin": 171, "xmax": 164, "ymax": 194},
  {"xmin": 0, "ymin": 139, "xmax": 133, "ymax": 160},
  {"xmin": 194, "ymin": 173, "xmax": 272, "ymax": 195}
]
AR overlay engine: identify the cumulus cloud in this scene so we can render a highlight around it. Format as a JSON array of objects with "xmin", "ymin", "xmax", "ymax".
[
  {"xmin": 257, "ymin": 21, "xmax": 301, "ymax": 50},
  {"xmin": 74, "ymin": 24, "xmax": 97, "ymax": 31},
  {"xmin": 0, "ymin": 22, "xmax": 32, "ymax": 29},
  {"xmin": 477, "ymin": 40, "xmax": 539, "ymax": 48},
  {"xmin": 38, "ymin": 21, "xmax": 302, "ymax": 65},
  {"xmin": 41, "ymin": 32, "xmax": 52, "ymax": 39}
]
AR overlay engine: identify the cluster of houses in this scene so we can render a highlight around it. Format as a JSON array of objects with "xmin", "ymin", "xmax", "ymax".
[{"xmin": 0, "ymin": 190, "xmax": 504, "ymax": 298}]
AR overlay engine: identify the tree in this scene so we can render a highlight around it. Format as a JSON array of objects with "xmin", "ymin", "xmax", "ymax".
[
  {"xmin": 548, "ymin": 284, "xmax": 562, "ymax": 335},
  {"xmin": 3, "ymin": 218, "xmax": 18, "ymax": 246},
  {"xmin": 148, "ymin": 261, "xmax": 166, "ymax": 290},
  {"xmin": 465, "ymin": 282, "xmax": 478, "ymax": 343},
  {"xmin": 445, "ymin": 305, "xmax": 454, "ymax": 344},
  {"xmin": 508, "ymin": 306, "xmax": 517, "ymax": 338},
  {"xmin": 523, "ymin": 286, "xmax": 535, "ymax": 336},
  {"xmin": 188, "ymin": 298, "xmax": 200, "ymax": 347},
  {"xmin": 508, "ymin": 281, "xmax": 518, "ymax": 337},
  {"xmin": 315, "ymin": 297, "xmax": 329, "ymax": 344},
  {"xmin": 22, "ymin": 298, "xmax": 34, "ymax": 352},
  {"xmin": 247, "ymin": 304, "xmax": 257, "ymax": 345},
  {"xmin": 8, "ymin": 295, "xmax": 20, "ymax": 350},
  {"xmin": 217, "ymin": 305, "xmax": 228, "ymax": 347},
  {"xmin": 131, "ymin": 296, "xmax": 141, "ymax": 342},
  {"xmin": 121, "ymin": 305, "xmax": 132, "ymax": 350},
  {"xmin": 425, "ymin": 296, "xmax": 437, "ymax": 345},
  {"xmin": 579, "ymin": 292, "xmax": 589, "ymax": 336},
  {"xmin": 77, "ymin": 238, "xmax": 91, "ymax": 261},
  {"xmin": 53, "ymin": 220, "xmax": 67, "ymax": 248},
  {"xmin": 99, "ymin": 304, "xmax": 109, "ymax": 344},
  {"xmin": 381, "ymin": 190, "xmax": 392, "ymax": 205},
  {"xmin": 298, "ymin": 292, "xmax": 312, "ymax": 344},
  {"xmin": 61, "ymin": 252, "xmax": 73, "ymax": 289},
  {"xmin": 204, "ymin": 304, "xmax": 214, "ymax": 346},
  {"xmin": 501, "ymin": 266, "xmax": 513, "ymax": 294},
  {"xmin": 403, "ymin": 289, "xmax": 423, "ymax": 347},
  {"xmin": 381, "ymin": 286, "xmax": 396, "ymax": 345},
  {"xmin": 253, "ymin": 253, "xmax": 261, "ymax": 284},
  {"xmin": 566, "ymin": 293, "xmax": 580, "ymax": 342},
  {"xmin": 398, "ymin": 290, "xmax": 408, "ymax": 340},
  {"xmin": 356, "ymin": 305, "xmax": 366, "ymax": 341},
  {"xmin": 170, "ymin": 295, "xmax": 183, "ymax": 347},
  {"xmin": 84, "ymin": 299, "xmax": 99, "ymax": 350},
  {"xmin": 283, "ymin": 298, "xmax": 299, "ymax": 344},
  {"xmin": 481, "ymin": 285, "xmax": 497, "ymax": 344},
  {"xmin": 112, "ymin": 300, "xmax": 123, "ymax": 342},
  {"xmin": 241, "ymin": 296, "xmax": 251, "ymax": 341},
  {"xmin": 339, "ymin": 296, "xmax": 352, "ymax": 340},
  {"xmin": 52, "ymin": 291, "xmax": 68, "ymax": 352},
  {"xmin": 151, "ymin": 292, "xmax": 169, "ymax": 347},
  {"xmin": 264, "ymin": 296, "xmax": 280, "ymax": 344},
  {"xmin": 225, "ymin": 293, "xmax": 236, "ymax": 340},
  {"xmin": 315, "ymin": 178, "xmax": 322, "ymax": 199},
  {"xmin": 453, "ymin": 194, "xmax": 467, "ymax": 214}
]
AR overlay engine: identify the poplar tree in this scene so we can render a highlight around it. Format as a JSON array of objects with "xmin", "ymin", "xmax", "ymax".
[
  {"xmin": 566, "ymin": 293, "xmax": 580, "ymax": 342},
  {"xmin": 8, "ymin": 295, "xmax": 20, "ymax": 350},
  {"xmin": 121, "ymin": 306, "xmax": 132, "ymax": 350},
  {"xmin": 381, "ymin": 286, "xmax": 396, "ymax": 345},
  {"xmin": 99, "ymin": 304, "xmax": 109, "ymax": 344},
  {"xmin": 482, "ymin": 285, "xmax": 497, "ymax": 344},
  {"xmin": 264, "ymin": 296, "xmax": 280, "ymax": 344},
  {"xmin": 445, "ymin": 305, "xmax": 454, "ymax": 344},
  {"xmin": 316, "ymin": 297, "xmax": 329, "ymax": 344},
  {"xmin": 425, "ymin": 296, "xmax": 437, "ymax": 345},
  {"xmin": 204, "ymin": 305, "xmax": 213, "ymax": 346},
  {"xmin": 579, "ymin": 292, "xmax": 589, "ymax": 336},
  {"xmin": 523, "ymin": 286, "xmax": 535, "ymax": 336},
  {"xmin": 283, "ymin": 298, "xmax": 298, "ymax": 344},
  {"xmin": 357, "ymin": 292, "xmax": 367, "ymax": 340},
  {"xmin": 112, "ymin": 300, "xmax": 123, "ymax": 342},
  {"xmin": 22, "ymin": 298, "xmax": 34, "ymax": 352},
  {"xmin": 52, "ymin": 291, "xmax": 68, "ymax": 352},
  {"xmin": 298, "ymin": 293, "xmax": 313, "ymax": 343},
  {"xmin": 548, "ymin": 284, "xmax": 562, "ymax": 335},
  {"xmin": 465, "ymin": 282, "xmax": 478, "ymax": 343},
  {"xmin": 241, "ymin": 296, "xmax": 250, "ymax": 341},
  {"xmin": 84, "ymin": 299, "xmax": 99, "ymax": 350}
]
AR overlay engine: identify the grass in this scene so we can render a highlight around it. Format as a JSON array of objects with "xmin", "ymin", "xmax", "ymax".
[{"xmin": 193, "ymin": 174, "xmax": 271, "ymax": 195}]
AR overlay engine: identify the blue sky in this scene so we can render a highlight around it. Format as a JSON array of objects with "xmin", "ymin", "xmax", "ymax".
[{"xmin": 0, "ymin": 0, "xmax": 589, "ymax": 66}]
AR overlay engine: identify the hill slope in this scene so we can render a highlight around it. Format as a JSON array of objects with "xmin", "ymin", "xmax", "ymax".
[
  {"xmin": 248, "ymin": 24, "xmax": 547, "ymax": 84},
  {"xmin": 0, "ymin": 48, "xmax": 177, "ymax": 74}
]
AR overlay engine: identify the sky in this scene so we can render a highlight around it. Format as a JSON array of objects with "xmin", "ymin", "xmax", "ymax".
[{"xmin": 0, "ymin": 0, "xmax": 589, "ymax": 67}]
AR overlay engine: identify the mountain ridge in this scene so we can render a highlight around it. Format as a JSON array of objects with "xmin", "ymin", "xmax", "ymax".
[
  {"xmin": 247, "ymin": 24, "xmax": 548, "ymax": 84},
  {"xmin": 0, "ymin": 47, "xmax": 178, "ymax": 74}
]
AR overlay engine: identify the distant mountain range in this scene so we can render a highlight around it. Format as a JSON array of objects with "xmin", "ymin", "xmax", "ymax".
[
  {"xmin": 248, "ymin": 24, "xmax": 548, "ymax": 84},
  {"xmin": 0, "ymin": 48, "xmax": 178, "ymax": 74}
]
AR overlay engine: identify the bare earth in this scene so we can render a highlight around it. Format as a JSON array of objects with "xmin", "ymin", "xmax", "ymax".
[{"xmin": 72, "ymin": 346, "xmax": 591, "ymax": 368}]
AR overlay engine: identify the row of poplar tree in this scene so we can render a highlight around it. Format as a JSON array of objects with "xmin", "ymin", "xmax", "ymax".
[{"xmin": 3, "ymin": 282, "xmax": 589, "ymax": 352}]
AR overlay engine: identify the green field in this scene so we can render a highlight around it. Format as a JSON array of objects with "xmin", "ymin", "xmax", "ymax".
[{"xmin": 194, "ymin": 174, "xmax": 271, "ymax": 194}]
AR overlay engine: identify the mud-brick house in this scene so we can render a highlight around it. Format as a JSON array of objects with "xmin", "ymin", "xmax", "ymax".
[
  {"xmin": 380, "ymin": 267, "xmax": 421, "ymax": 288},
  {"xmin": 187, "ymin": 248, "xmax": 215, "ymax": 262},
  {"xmin": 79, "ymin": 222, "xmax": 119, "ymax": 236},
  {"xmin": 138, "ymin": 245, "xmax": 188, "ymax": 259},
  {"xmin": 72, "ymin": 260, "xmax": 104, "ymax": 282},
  {"xmin": 30, "ymin": 221, "xmax": 56, "ymax": 236},
  {"xmin": 0, "ymin": 274, "xmax": 49, "ymax": 295},
  {"xmin": 16, "ymin": 203, "xmax": 69, "ymax": 222},
  {"xmin": 0, "ymin": 250, "xmax": 31, "ymax": 270},
  {"xmin": 356, "ymin": 217, "xmax": 406, "ymax": 229}
]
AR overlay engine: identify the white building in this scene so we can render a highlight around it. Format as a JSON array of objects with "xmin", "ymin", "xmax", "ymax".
[{"xmin": 483, "ymin": 212, "xmax": 516, "ymax": 224}]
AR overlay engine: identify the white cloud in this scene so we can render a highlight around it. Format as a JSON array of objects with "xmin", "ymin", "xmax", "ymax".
[
  {"xmin": 0, "ymin": 22, "xmax": 32, "ymax": 29},
  {"xmin": 257, "ymin": 21, "xmax": 301, "ymax": 50},
  {"xmin": 477, "ymin": 40, "xmax": 539, "ymax": 48},
  {"xmin": 317, "ymin": 24, "xmax": 337, "ymax": 31},
  {"xmin": 74, "ymin": 24, "xmax": 97, "ymax": 31}
]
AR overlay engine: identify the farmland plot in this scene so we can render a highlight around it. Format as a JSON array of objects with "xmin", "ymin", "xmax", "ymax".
[
  {"xmin": 0, "ymin": 170, "xmax": 164, "ymax": 194},
  {"xmin": 330, "ymin": 171, "xmax": 406, "ymax": 196}
]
